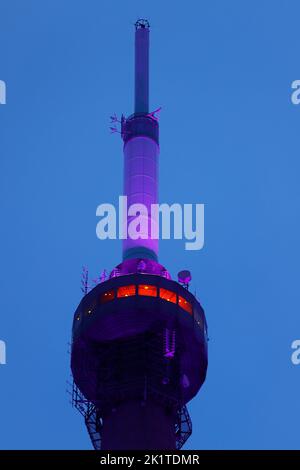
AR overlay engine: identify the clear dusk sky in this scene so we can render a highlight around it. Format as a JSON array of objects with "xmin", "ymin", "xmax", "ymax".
[{"xmin": 0, "ymin": 0, "xmax": 299, "ymax": 449}]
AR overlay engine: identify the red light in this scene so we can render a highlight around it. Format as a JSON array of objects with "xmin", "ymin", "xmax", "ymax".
[
  {"xmin": 178, "ymin": 295, "xmax": 192, "ymax": 314},
  {"xmin": 138, "ymin": 284, "xmax": 157, "ymax": 297},
  {"xmin": 100, "ymin": 290, "xmax": 115, "ymax": 304},
  {"xmin": 159, "ymin": 288, "xmax": 176, "ymax": 303},
  {"xmin": 117, "ymin": 285, "xmax": 136, "ymax": 298}
]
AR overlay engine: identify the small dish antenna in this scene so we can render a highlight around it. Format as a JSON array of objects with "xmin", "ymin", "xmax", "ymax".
[{"xmin": 177, "ymin": 270, "xmax": 191, "ymax": 289}]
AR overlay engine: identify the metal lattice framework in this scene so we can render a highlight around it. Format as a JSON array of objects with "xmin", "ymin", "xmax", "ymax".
[
  {"xmin": 72, "ymin": 383, "xmax": 102, "ymax": 450},
  {"xmin": 71, "ymin": 381, "xmax": 192, "ymax": 450},
  {"xmin": 175, "ymin": 405, "xmax": 193, "ymax": 450}
]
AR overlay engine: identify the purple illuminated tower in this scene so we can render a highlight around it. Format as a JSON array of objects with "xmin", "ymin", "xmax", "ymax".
[{"xmin": 71, "ymin": 19, "xmax": 208, "ymax": 450}]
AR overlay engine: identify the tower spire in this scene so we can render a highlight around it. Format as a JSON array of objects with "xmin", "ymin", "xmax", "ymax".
[
  {"xmin": 121, "ymin": 19, "xmax": 159, "ymax": 261},
  {"xmin": 134, "ymin": 19, "xmax": 150, "ymax": 114}
]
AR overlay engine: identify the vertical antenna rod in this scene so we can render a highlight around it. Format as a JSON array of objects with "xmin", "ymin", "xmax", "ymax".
[
  {"xmin": 122, "ymin": 19, "xmax": 159, "ymax": 262},
  {"xmin": 134, "ymin": 19, "xmax": 150, "ymax": 114}
]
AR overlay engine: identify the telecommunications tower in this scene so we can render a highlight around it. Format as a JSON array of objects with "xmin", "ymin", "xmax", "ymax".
[{"xmin": 71, "ymin": 19, "xmax": 208, "ymax": 450}]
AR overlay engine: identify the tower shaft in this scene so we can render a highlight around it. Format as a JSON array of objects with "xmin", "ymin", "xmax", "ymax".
[{"xmin": 101, "ymin": 401, "xmax": 176, "ymax": 450}]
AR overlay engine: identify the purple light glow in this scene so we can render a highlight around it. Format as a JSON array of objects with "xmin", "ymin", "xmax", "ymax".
[
  {"xmin": 164, "ymin": 329, "xmax": 176, "ymax": 359},
  {"xmin": 113, "ymin": 258, "xmax": 171, "ymax": 279},
  {"xmin": 123, "ymin": 136, "xmax": 159, "ymax": 259}
]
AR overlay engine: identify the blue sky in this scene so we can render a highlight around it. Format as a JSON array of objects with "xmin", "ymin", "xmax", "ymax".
[{"xmin": 0, "ymin": 0, "xmax": 299, "ymax": 449}]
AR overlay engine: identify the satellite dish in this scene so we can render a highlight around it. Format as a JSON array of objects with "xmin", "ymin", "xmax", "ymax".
[{"xmin": 177, "ymin": 270, "xmax": 192, "ymax": 287}]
